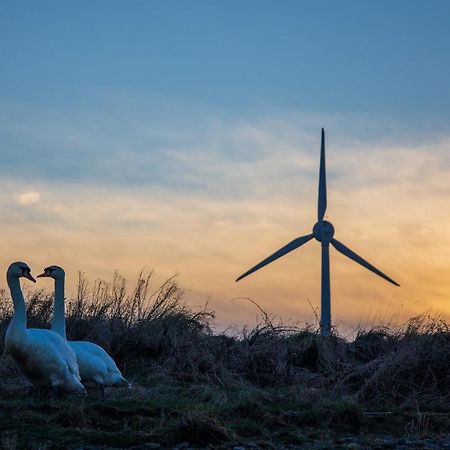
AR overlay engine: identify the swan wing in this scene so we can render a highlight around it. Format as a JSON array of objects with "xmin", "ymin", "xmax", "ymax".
[
  {"xmin": 70, "ymin": 341, "xmax": 128, "ymax": 387},
  {"xmin": 5, "ymin": 332, "xmax": 61, "ymax": 387},
  {"xmin": 7, "ymin": 329, "xmax": 85, "ymax": 394},
  {"xmin": 27, "ymin": 330, "xmax": 85, "ymax": 394}
]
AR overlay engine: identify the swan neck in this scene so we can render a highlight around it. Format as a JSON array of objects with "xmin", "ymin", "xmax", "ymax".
[
  {"xmin": 7, "ymin": 273, "xmax": 27, "ymax": 330},
  {"xmin": 52, "ymin": 276, "xmax": 67, "ymax": 339}
]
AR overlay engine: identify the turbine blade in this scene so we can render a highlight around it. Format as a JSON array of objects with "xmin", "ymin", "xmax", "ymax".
[
  {"xmin": 318, "ymin": 128, "xmax": 327, "ymax": 221},
  {"xmin": 236, "ymin": 234, "xmax": 314, "ymax": 282},
  {"xmin": 331, "ymin": 238, "xmax": 400, "ymax": 286}
]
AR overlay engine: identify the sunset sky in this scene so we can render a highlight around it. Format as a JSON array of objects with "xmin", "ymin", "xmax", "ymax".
[{"xmin": 1, "ymin": 1, "xmax": 450, "ymax": 334}]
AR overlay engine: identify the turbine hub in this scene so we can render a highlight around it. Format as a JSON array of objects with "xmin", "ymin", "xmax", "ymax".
[{"xmin": 313, "ymin": 220, "xmax": 335, "ymax": 244}]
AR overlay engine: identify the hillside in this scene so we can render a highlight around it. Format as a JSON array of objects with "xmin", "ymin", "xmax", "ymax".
[{"xmin": 0, "ymin": 272, "xmax": 449, "ymax": 449}]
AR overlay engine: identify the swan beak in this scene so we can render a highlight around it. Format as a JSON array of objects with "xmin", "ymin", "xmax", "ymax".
[
  {"xmin": 24, "ymin": 273, "xmax": 37, "ymax": 283},
  {"xmin": 37, "ymin": 272, "xmax": 49, "ymax": 278}
]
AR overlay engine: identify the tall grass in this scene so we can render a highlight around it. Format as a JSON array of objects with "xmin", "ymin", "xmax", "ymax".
[{"xmin": 1, "ymin": 270, "xmax": 449, "ymax": 412}]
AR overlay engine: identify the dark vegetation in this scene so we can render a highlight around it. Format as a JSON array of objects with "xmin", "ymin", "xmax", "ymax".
[{"xmin": 0, "ymin": 271, "xmax": 449, "ymax": 449}]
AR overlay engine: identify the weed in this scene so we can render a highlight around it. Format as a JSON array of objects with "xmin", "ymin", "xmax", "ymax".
[{"xmin": 0, "ymin": 272, "xmax": 449, "ymax": 448}]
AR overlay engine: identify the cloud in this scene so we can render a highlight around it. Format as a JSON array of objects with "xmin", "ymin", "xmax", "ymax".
[
  {"xmin": 0, "ymin": 108, "xmax": 449, "ymax": 332},
  {"xmin": 16, "ymin": 191, "xmax": 40, "ymax": 206},
  {"xmin": 1, "ymin": 102, "xmax": 449, "ymax": 190}
]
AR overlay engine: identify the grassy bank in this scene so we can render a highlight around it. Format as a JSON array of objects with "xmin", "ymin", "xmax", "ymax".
[{"xmin": 0, "ymin": 271, "xmax": 449, "ymax": 449}]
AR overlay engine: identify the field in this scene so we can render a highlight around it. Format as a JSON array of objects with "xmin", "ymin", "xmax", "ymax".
[{"xmin": 0, "ymin": 272, "xmax": 449, "ymax": 449}]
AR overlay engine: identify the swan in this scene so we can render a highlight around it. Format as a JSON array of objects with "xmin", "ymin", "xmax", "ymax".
[
  {"xmin": 38, "ymin": 265, "xmax": 130, "ymax": 395},
  {"xmin": 4, "ymin": 262, "xmax": 86, "ymax": 396}
]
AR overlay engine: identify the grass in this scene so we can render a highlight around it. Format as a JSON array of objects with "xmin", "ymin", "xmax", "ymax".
[{"xmin": 0, "ymin": 270, "xmax": 449, "ymax": 448}]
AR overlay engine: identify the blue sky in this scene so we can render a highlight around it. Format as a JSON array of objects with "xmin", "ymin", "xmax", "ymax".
[
  {"xmin": 1, "ymin": 0, "xmax": 450, "ymax": 186},
  {"xmin": 1, "ymin": 1, "xmax": 450, "ymax": 330},
  {"xmin": 2, "ymin": 0, "xmax": 450, "ymax": 115}
]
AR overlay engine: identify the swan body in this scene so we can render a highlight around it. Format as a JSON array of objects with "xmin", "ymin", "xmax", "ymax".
[
  {"xmin": 68, "ymin": 341, "xmax": 129, "ymax": 389},
  {"xmin": 5, "ymin": 262, "xmax": 86, "ymax": 395},
  {"xmin": 38, "ymin": 265, "xmax": 129, "ymax": 392}
]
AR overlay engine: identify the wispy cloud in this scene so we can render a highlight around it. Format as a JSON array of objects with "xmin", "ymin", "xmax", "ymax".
[
  {"xmin": 16, "ymin": 191, "xmax": 40, "ymax": 206},
  {"xmin": 1, "ymin": 107, "xmax": 449, "ymax": 331}
]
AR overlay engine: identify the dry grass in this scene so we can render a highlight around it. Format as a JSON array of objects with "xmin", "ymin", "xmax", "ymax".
[{"xmin": 0, "ymin": 271, "xmax": 449, "ymax": 448}]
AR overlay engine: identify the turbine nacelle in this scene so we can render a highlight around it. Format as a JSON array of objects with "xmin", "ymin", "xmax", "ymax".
[{"xmin": 313, "ymin": 220, "xmax": 335, "ymax": 244}]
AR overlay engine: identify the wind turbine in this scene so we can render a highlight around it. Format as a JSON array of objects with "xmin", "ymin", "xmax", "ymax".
[{"xmin": 236, "ymin": 128, "xmax": 399, "ymax": 336}]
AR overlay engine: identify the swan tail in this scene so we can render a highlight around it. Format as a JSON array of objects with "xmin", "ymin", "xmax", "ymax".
[
  {"xmin": 74, "ymin": 384, "xmax": 88, "ymax": 396},
  {"xmin": 111, "ymin": 375, "xmax": 130, "ymax": 388},
  {"xmin": 70, "ymin": 377, "xmax": 88, "ymax": 396}
]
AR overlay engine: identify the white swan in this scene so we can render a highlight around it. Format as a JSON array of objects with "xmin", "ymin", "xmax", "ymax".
[
  {"xmin": 4, "ymin": 262, "xmax": 86, "ymax": 396},
  {"xmin": 38, "ymin": 265, "xmax": 129, "ymax": 395}
]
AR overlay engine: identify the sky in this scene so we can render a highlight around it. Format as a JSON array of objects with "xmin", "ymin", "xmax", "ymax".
[{"xmin": 1, "ymin": 1, "xmax": 450, "ymax": 334}]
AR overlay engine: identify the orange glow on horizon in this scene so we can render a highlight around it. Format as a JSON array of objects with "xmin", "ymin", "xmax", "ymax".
[{"xmin": 1, "ymin": 133, "xmax": 449, "ymax": 333}]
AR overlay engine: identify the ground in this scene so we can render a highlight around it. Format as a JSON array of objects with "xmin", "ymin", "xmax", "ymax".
[
  {"xmin": 0, "ymin": 275, "xmax": 449, "ymax": 449},
  {"xmin": 0, "ymin": 370, "xmax": 449, "ymax": 449}
]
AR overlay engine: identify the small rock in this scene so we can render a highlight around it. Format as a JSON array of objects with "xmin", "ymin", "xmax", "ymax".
[
  {"xmin": 343, "ymin": 437, "xmax": 360, "ymax": 444},
  {"xmin": 130, "ymin": 444, "xmax": 162, "ymax": 450},
  {"xmin": 243, "ymin": 443, "xmax": 260, "ymax": 449}
]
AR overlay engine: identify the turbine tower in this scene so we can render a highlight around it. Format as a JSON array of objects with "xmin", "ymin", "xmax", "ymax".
[{"xmin": 236, "ymin": 128, "xmax": 399, "ymax": 337}]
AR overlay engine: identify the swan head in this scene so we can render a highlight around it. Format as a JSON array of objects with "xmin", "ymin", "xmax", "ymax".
[
  {"xmin": 7, "ymin": 262, "xmax": 36, "ymax": 283},
  {"xmin": 37, "ymin": 265, "xmax": 65, "ymax": 280}
]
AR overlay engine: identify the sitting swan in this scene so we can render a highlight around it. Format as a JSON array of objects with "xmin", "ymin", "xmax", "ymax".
[
  {"xmin": 38, "ymin": 265, "xmax": 129, "ymax": 395},
  {"xmin": 4, "ymin": 262, "xmax": 86, "ymax": 396}
]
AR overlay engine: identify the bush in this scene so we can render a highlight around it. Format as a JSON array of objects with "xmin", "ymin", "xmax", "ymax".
[{"xmin": 1, "ymin": 271, "xmax": 450, "ymax": 412}]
